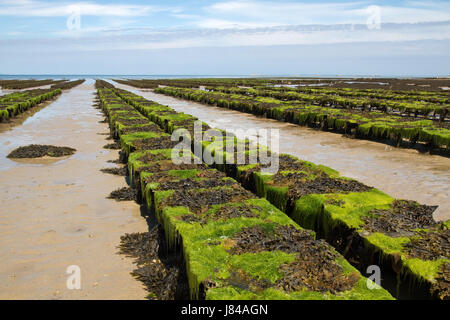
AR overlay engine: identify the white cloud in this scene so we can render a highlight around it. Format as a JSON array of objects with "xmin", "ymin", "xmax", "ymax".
[
  {"xmin": 196, "ymin": 18, "xmax": 283, "ymax": 29},
  {"xmin": 1, "ymin": 0, "xmax": 450, "ymax": 53},
  {"xmin": 0, "ymin": 0, "xmax": 176, "ymax": 17},
  {"xmin": 201, "ymin": 0, "xmax": 450, "ymax": 27},
  {"xmin": 3, "ymin": 21, "xmax": 449, "ymax": 53}
]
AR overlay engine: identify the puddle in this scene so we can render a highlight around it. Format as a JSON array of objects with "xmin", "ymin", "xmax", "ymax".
[{"xmin": 9, "ymin": 156, "xmax": 71, "ymax": 165}]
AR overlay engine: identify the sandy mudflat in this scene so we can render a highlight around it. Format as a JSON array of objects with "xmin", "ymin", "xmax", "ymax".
[
  {"xmin": 113, "ymin": 81, "xmax": 450, "ymax": 221},
  {"xmin": 0, "ymin": 81, "xmax": 148, "ymax": 299}
]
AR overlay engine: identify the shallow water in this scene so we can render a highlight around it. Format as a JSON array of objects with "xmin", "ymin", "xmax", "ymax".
[
  {"xmin": 113, "ymin": 82, "xmax": 450, "ymax": 221},
  {"xmin": 0, "ymin": 81, "xmax": 148, "ymax": 299}
]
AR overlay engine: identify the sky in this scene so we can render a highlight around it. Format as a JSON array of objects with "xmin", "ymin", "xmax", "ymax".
[{"xmin": 0, "ymin": 0, "xmax": 449, "ymax": 76}]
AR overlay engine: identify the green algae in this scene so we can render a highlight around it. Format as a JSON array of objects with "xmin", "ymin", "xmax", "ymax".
[
  {"xmin": 100, "ymin": 85, "xmax": 396, "ymax": 300},
  {"xmin": 228, "ymin": 251, "xmax": 297, "ymax": 283},
  {"xmin": 293, "ymin": 190, "xmax": 395, "ymax": 231}
]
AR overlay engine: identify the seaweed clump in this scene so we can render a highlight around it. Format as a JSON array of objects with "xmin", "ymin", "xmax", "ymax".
[
  {"xmin": 230, "ymin": 225, "xmax": 313, "ymax": 255},
  {"xmin": 118, "ymin": 226, "xmax": 189, "ymax": 300},
  {"xmin": 100, "ymin": 166, "xmax": 127, "ymax": 176},
  {"xmin": 277, "ymin": 250, "xmax": 360, "ymax": 294},
  {"xmin": 180, "ymin": 203, "xmax": 261, "ymax": 225},
  {"xmin": 431, "ymin": 263, "xmax": 450, "ymax": 300},
  {"xmin": 144, "ymin": 170, "xmax": 226, "ymax": 185},
  {"xmin": 362, "ymin": 200, "xmax": 438, "ymax": 236},
  {"xmin": 230, "ymin": 225, "xmax": 360, "ymax": 294},
  {"xmin": 284, "ymin": 174, "xmax": 372, "ymax": 201},
  {"xmin": 107, "ymin": 187, "xmax": 137, "ymax": 201},
  {"xmin": 404, "ymin": 228, "xmax": 450, "ymax": 301},
  {"xmin": 163, "ymin": 187, "xmax": 256, "ymax": 214},
  {"xmin": 157, "ymin": 178, "xmax": 236, "ymax": 192},
  {"xmin": 207, "ymin": 203, "xmax": 260, "ymax": 221},
  {"xmin": 133, "ymin": 136, "xmax": 178, "ymax": 150},
  {"xmin": 103, "ymin": 142, "xmax": 121, "ymax": 150},
  {"xmin": 404, "ymin": 229, "xmax": 449, "ymax": 261},
  {"xmin": 7, "ymin": 144, "xmax": 76, "ymax": 158},
  {"xmin": 121, "ymin": 124, "xmax": 162, "ymax": 134}
]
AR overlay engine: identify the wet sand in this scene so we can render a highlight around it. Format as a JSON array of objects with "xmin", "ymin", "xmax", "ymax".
[
  {"xmin": 0, "ymin": 81, "xmax": 148, "ymax": 299},
  {"xmin": 0, "ymin": 98, "xmax": 59, "ymax": 134},
  {"xmin": 113, "ymin": 82, "xmax": 450, "ymax": 221}
]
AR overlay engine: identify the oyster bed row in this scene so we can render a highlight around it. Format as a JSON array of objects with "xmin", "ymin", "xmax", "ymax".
[
  {"xmin": 97, "ymin": 82, "xmax": 395, "ymax": 300},
  {"xmin": 0, "ymin": 88, "xmax": 62, "ymax": 121},
  {"xmin": 152, "ymin": 86, "xmax": 449, "ymax": 153},
  {"xmin": 113, "ymin": 83, "xmax": 448, "ymax": 299}
]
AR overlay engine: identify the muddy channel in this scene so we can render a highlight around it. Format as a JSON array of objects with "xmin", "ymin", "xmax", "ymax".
[
  {"xmin": 0, "ymin": 80, "xmax": 148, "ymax": 299},
  {"xmin": 112, "ymin": 82, "xmax": 450, "ymax": 221}
]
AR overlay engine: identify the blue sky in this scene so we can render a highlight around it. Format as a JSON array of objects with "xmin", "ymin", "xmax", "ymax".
[{"xmin": 1, "ymin": 0, "xmax": 450, "ymax": 76}]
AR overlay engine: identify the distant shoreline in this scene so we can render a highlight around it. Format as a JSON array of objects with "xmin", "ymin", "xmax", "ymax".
[{"xmin": 1, "ymin": 74, "xmax": 449, "ymax": 80}]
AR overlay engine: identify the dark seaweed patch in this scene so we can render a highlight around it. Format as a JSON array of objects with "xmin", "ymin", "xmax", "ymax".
[
  {"xmin": 138, "ymin": 152, "xmax": 172, "ymax": 164},
  {"xmin": 230, "ymin": 225, "xmax": 314, "ymax": 255},
  {"xmin": 284, "ymin": 175, "xmax": 372, "ymax": 201},
  {"xmin": 115, "ymin": 117, "xmax": 149, "ymax": 126},
  {"xmin": 108, "ymin": 187, "xmax": 137, "ymax": 201},
  {"xmin": 133, "ymin": 136, "xmax": 178, "ymax": 150},
  {"xmin": 103, "ymin": 142, "xmax": 121, "ymax": 150},
  {"xmin": 180, "ymin": 215, "xmax": 204, "ymax": 224},
  {"xmin": 229, "ymin": 225, "xmax": 360, "ymax": 294},
  {"xmin": 100, "ymin": 166, "xmax": 127, "ymax": 176},
  {"xmin": 7, "ymin": 144, "xmax": 76, "ymax": 158},
  {"xmin": 325, "ymin": 198, "xmax": 346, "ymax": 207},
  {"xmin": 404, "ymin": 228, "xmax": 449, "ymax": 261},
  {"xmin": 239, "ymin": 155, "xmax": 319, "ymax": 181},
  {"xmin": 163, "ymin": 186, "xmax": 256, "ymax": 214},
  {"xmin": 272, "ymin": 171, "xmax": 308, "ymax": 184},
  {"xmin": 275, "ymin": 155, "xmax": 318, "ymax": 172},
  {"xmin": 180, "ymin": 203, "xmax": 261, "ymax": 224},
  {"xmin": 207, "ymin": 203, "xmax": 260, "ymax": 221},
  {"xmin": 362, "ymin": 200, "xmax": 438, "ymax": 235},
  {"xmin": 145, "ymin": 170, "xmax": 226, "ymax": 183},
  {"xmin": 107, "ymin": 159, "xmax": 122, "ymax": 164},
  {"xmin": 118, "ymin": 226, "xmax": 189, "ymax": 300},
  {"xmin": 431, "ymin": 262, "xmax": 450, "ymax": 300},
  {"xmin": 224, "ymin": 269, "xmax": 272, "ymax": 293},
  {"xmin": 157, "ymin": 178, "xmax": 236, "ymax": 191},
  {"xmin": 277, "ymin": 250, "xmax": 360, "ymax": 294},
  {"xmin": 138, "ymin": 162, "xmax": 207, "ymax": 174},
  {"xmin": 403, "ymin": 227, "xmax": 450, "ymax": 300},
  {"xmin": 121, "ymin": 124, "xmax": 162, "ymax": 134},
  {"xmin": 144, "ymin": 170, "xmax": 226, "ymax": 185}
]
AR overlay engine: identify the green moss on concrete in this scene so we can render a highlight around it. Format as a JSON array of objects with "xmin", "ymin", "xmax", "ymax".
[
  {"xmin": 228, "ymin": 251, "xmax": 297, "ymax": 283},
  {"xmin": 291, "ymin": 189, "xmax": 394, "ymax": 232}
]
